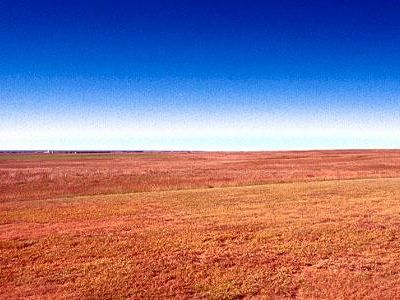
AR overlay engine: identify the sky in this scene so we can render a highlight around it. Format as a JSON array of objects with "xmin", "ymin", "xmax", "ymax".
[{"xmin": 1, "ymin": 0, "xmax": 400, "ymax": 150}]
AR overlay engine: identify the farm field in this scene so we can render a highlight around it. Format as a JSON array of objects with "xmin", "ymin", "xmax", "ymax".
[{"xmin": 1, "ymin": 150, "xmax": 400, "ymax": 298}]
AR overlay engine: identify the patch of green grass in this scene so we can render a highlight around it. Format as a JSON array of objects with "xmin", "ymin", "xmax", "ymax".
[{"xmin": 0, "ymin": 153, "xmax": 164, "ymax": 161}]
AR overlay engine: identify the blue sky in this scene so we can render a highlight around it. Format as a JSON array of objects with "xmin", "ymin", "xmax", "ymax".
[{"xmin": 1, "ymin": 0, "xmax": 400, "ymax": 150}]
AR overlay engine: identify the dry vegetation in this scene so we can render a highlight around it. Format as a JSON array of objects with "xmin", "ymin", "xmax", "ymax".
[
  {"xmin": 2, "ymin": 150, "xmax": 400, "ymax": 202},
  {"xmin": 1, "ymin": 150, "xmax": 400, "ymax": 299}
]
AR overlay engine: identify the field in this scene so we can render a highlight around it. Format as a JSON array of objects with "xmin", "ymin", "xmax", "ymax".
[{"xmin": 1, "ymin": 150, "xmax": 400, "ymax": 298}]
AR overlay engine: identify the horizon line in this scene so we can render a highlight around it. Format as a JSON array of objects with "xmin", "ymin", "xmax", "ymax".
[{"xmin": 1, "ymin": 148, "xmax": 400, "ymax": 153}]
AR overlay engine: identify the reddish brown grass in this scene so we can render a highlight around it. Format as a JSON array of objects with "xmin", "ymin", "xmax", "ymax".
[
  {"xmin": 1, "ymin": 150, "xmax": 400, "ymax": 202},
  {"xmin": 1, "ymin": 150, "xmax": 400, "ymax": 299}
]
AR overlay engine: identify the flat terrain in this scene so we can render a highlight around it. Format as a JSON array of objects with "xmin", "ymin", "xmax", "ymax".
[{"xmin": 1, "ymin": 150, "xmax": 400, "ymax": 298}]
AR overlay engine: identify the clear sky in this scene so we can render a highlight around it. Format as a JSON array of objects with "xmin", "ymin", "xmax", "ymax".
[{"xmin": 1, "ymin": 0, "xmax": 400, "ymax": 150}]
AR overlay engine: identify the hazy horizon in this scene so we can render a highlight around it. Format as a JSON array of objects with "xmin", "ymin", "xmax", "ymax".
[{"xmin": 1, "ymin": 1, "xmax": 400, "ymax": 151}]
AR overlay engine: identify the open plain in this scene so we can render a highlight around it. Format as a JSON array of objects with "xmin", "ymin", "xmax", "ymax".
[{"xmin": 1, "ymin": 150, "xmax": 400, "ymax": 299}]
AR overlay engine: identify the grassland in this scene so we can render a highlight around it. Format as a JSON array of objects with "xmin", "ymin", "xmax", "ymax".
[{"xmin": 1, "ymin": 150, "xmax": 400, "ymax": 298}]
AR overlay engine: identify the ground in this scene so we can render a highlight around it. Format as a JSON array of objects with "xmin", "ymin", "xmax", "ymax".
[{"xmin": 1, "ymin": 150, "xmax": 400, "ymax": 299}]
